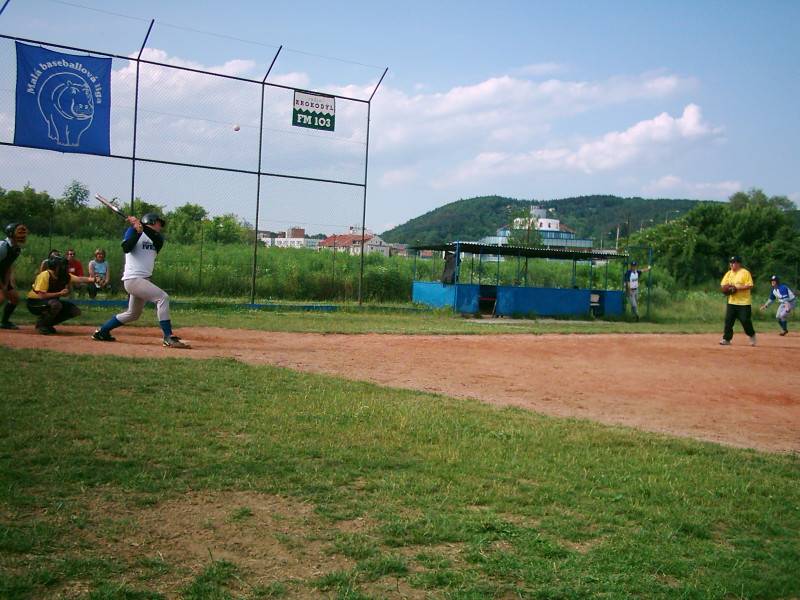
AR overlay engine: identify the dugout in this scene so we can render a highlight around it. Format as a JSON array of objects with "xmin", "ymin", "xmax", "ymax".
[{"xmin": 410, "ymin": 242, "xmax": 629, "ymax": 317}]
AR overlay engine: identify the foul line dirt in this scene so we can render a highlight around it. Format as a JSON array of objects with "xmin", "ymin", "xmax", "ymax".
[{"xmin": 2, "ymin": 326, "xmax": 799, "ymax": 453}]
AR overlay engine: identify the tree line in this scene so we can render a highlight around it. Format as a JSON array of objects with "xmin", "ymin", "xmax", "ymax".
[
  {"xmin": 0, "ymin": 181, "xmax": 253, "ymax": 245},
  {"xmin": 631, "ymin": 189, "xmax": 799, "ymax": 285}
]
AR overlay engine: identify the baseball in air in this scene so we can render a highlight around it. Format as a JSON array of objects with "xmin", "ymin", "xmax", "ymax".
[{"xmin": 233, "ymin": 124, "xmax": 240, "ymax": 131}]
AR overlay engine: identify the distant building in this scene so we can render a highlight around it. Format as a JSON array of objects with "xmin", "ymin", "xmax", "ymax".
[
  {"xmin": 388, "ymin": 243, "xmax": 408, "ymax": 257},
  {"xmin": 260, "ymin": 226, "xmax": 319, "ymax": 249},
  {"xmin": 318, "ymin": 226, "xmax": 390, "ymax": 256},
  {"xmin": 480, "ymin": 205, "xmax": 593, "ymax": 249}
]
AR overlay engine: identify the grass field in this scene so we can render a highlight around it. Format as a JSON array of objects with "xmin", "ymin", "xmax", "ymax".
[{"xmin": 1, "ymin": 347, "xmax": 798, "ymax": 598}]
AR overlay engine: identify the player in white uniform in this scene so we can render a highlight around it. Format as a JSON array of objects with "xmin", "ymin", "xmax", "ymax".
[
  {"xmin": 92, "ymin": 213, "xmax": 189, "ymax": 348},
  {"xmin": 623, "ymin": 261, "xmax": 651, "ymax": 321}
]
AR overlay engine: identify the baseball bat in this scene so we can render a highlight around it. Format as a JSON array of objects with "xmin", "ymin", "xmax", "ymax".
[{"xmin": 95, "ymin": 194, "xmax": 128, "ymax": 221}]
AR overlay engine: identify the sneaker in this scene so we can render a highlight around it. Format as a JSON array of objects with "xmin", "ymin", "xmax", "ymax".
[
  {"xmin": 719, "ymin": 338, "xmax": 731, "ymax": 346},
  {"xmin": 92, "ymin": 329, "xmax": 116, "ymax": 342},
  {"xmin": 0, "ymin": 321, "xmax": 19, "ymax": 330},
  {"xmin": 163, "ymin": 335, "xmax": 190, "ymax": 349},
  {"xmin": 749, "ymin": 335, "xmax": 757, "ymax": 347},
  {"xmin": 37, "ymin": 326, "xmax": 56, "ymax": 335},
  {"xmin": 780, "ymin": 330, "xmax": 788, "ymax": 336}
]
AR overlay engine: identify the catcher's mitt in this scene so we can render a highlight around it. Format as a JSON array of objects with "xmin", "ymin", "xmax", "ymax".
[{"xmin": 722, "ymin": 285, "xmax": 737, "ymax": 296}]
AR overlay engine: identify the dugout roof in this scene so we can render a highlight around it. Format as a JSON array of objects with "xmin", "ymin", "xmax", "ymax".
[{"xmin": 410, "ymin": 242, "xmax": 629, "ymax": 262}]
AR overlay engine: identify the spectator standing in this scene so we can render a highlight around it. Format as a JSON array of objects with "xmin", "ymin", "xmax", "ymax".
[
  {"xmin": 623, "ymin": 260, "xmax": 651, "ymax": 321},
  {"xmin": 719, "ymin": 255, "xmax": 756, "ymax": 346}
]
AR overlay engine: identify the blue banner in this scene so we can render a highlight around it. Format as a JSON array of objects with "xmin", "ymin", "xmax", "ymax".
[{"xmin": 14, "ymin": 42, "xmax": 111, "ymax": 155}]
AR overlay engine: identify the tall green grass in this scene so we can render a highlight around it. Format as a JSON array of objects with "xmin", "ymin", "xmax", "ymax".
[
  {"xmin": 18, "ymin": 236, "xmax": 640, "ymax": 300},
  {"xmin": 18, "ymin": 236, "xmax": 775, "ymax": 327}
]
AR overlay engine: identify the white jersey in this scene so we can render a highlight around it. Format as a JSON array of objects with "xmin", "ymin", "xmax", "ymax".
[{"xmin": 122, "ymin": 228, "xmax": 159, "ymax": 280}]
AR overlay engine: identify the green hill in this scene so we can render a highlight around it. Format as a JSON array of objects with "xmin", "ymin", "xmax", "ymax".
[{"xmin": 381, "ymin": 195, "xmax": 708, "ymax": 246}]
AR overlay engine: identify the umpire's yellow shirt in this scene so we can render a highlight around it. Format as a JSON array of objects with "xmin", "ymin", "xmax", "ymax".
[{"xmin": 720, "ymin": 268, "xmax": 753, "ymax": 305}]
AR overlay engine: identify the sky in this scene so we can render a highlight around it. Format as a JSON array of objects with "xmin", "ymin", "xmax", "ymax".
[{"xmin": 0, "ymin": 0, "xmax": 798, "ymax": 235}]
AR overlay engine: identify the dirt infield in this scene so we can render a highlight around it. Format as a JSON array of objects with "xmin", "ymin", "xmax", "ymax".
[{"xmin": 2, "ymin": 326, "xmax": 799, "ymax": 453}]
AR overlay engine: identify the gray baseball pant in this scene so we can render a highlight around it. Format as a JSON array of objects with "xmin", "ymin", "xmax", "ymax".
[
  {"xmin": 116, "ymin": 277, "xmax": 170, "ymax": 324},
  {"xmin": 628, "ymin": 288, "xmax": 639, "ymax": 316}
]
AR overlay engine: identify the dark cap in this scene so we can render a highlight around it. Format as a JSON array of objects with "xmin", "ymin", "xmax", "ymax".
[
  {"xmin": 770, "ymin": 275, "xmax": 779, "ymax": 281},
  {"xmin": 729, "ymin": 255, "xmax": 742, "ymax": 263},
  {"xmin": 630, "ymin": 260, "xmax": 638, "ymax": 266}
]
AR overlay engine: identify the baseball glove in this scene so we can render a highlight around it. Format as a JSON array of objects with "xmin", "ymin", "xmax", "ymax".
[{"xmin": 722, "ymin": 285, "xmax": 737, "ymax": 295}]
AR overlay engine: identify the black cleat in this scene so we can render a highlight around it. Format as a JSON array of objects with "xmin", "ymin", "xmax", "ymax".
[
  {"xmin": 163, "ymin": 335, "xmax": 190, "ymax": 349},
  {"xmin": 92, "ymin": 329, "xmax": 116, "ymax": 342}
]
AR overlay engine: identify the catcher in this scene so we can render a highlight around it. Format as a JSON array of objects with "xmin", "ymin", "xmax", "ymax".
[
  {"xmin": 719, "ymin": 255, "xmax": 756, "ymax": 346},
  {"xmin": 760, "ymin": 275, "xmax": 796, "ymax": 336},
  {"xmin": 0, "ymin": 222, "xmax": 28, "ymax": 330},
  {"xmin": 27, "ymin": 255, "xmax": 95, "ymax": 334}
]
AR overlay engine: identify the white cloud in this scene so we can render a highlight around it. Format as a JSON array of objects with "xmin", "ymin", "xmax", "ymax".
[
  {"xmin": 644, "ymin": 175, "xmax": 742, "ymax": 199},
  {"xmin": 360, "ymin": 71, "xmax": 694, "ymax": 154},
  {"xmin": 441, "ymin": 104, "xmax": 721, "ymax": 185}
]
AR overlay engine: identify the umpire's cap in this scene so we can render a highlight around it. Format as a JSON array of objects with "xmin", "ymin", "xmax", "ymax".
[
  {"xmin": 141, "ymin": 213, "xmax": 166, "ymax": 227},
  {"xmin": 729, "ymin": 255, "xmax": 743, "ymax": 264}
]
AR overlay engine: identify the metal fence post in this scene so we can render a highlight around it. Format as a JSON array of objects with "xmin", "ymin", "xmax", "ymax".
[
  {"xmin": 130, "ymin": 19, "xmax": 154, "ymax": 217},
  {"xmin": 357, "ymin": 68, "xmax": 388, "ymax": 305}
]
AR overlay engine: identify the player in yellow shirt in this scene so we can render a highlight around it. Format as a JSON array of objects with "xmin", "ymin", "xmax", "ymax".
[
  {"xmin": 719, "ymin": 255, "xmax": 756, "ymax": 346},
  {"xmin": 27, "ymin": 256, "xmax": 94, "ymax": 334}
]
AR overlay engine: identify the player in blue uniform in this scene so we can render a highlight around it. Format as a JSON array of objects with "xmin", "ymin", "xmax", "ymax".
[
  {"xmin": 760, "ymin": 275, "xmax": 796, "ymax": 336},
  {"xmin": 92, "ymin": 213, "xmax": 189, "ymax": 348}
]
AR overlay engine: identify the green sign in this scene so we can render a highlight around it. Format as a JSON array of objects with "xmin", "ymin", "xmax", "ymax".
[{"xmin": 292, "ymin": 91, "xmax": 335, "ymax": 132}]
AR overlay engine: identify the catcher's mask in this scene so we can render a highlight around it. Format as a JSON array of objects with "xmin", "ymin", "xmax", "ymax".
[
  {"xmin": 141, "ymin": 213, "xmax": 166, "ymax": 227},
  {"xmin": 4, "ymin": 222, "xmax": 28, "ymax": 245},
  {"xmin": 47, "ymin": 255, "xmax": 68, "ymax": 274}
]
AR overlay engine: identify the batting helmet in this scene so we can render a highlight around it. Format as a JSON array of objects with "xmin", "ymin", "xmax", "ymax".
[
  {"xmin": 770, "ymin": 275, "xmax": 779, "ymax": 283},
  {"xmin": 141, "ymin": 213, "xmax": 165, "ymax": 227}
]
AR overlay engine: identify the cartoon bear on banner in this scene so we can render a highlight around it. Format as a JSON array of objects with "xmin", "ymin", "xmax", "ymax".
[{"xmin": 14, "ymin": 41, "xmax": 111, "ymax": 156}]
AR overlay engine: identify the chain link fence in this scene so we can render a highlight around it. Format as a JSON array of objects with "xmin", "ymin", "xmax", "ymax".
[{"xmin": 0, "ymin": 0, "xmax": 387, "ymax": 303}]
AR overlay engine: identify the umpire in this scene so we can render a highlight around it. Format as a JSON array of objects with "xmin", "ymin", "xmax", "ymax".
[
  {"xmin": 0, "ymin": 222, "xmax": 27, "ymax": 329},
  {"xmin": 719, "ymin": 255, "xmax": 756, "ymax": 346}
]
